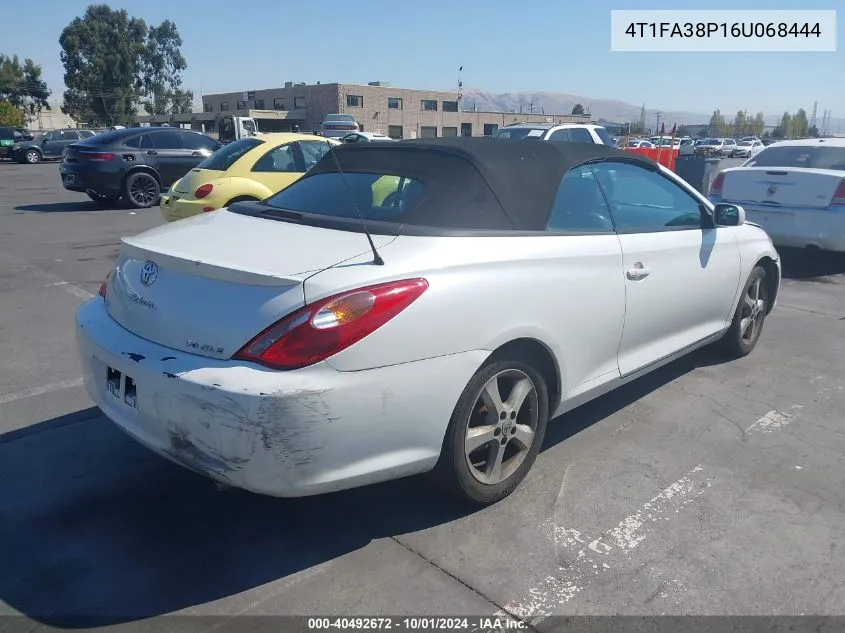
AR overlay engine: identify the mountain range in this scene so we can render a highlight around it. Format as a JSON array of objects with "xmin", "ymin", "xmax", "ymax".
[{"xmin": 460, "ymin": 88, "xmax": 843, "ymax": 133}]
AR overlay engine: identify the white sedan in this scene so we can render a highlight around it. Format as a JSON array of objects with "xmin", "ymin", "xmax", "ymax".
[
  {"xmin": 76, "ymin": 138, "xmax": 781, "ymax": 505},
  {"xmin": 709, "ymin": 138, "xmax": 845, "ymax": 252}
]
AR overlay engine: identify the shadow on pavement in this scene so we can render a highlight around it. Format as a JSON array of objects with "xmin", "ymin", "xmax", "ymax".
[
  {"xmin": 15, "ymin": 201, "xmax": 128, "ymax": 213},
  {"xmin": 0, "ymin": 347, "xmax": 726, "ymax": 628},
  {"xmin": 779, "ymin": 247, "xmax": 845, "ymax": 281}
]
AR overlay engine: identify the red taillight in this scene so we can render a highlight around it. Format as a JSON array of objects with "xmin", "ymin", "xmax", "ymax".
[
  {"xmin": 98, "ymin": 272, "xmax": 110, "ymax": 298},
  {"xmin": 195, "ymin": 184, "xmax": 214, "ymax": 199},
  {"xmin": 234, "ymin": 279, "xmax": 429, "ymax": 370},
  {"xmin": 83, "ymin": 152, "xmax": 114, "ymax": 161},
  {"xmin": 710, "ymin": 171, "xmax": 725, "ymax": 197},
  {"xmin": 830, "ymin": 179, "xmax": 845, "ymax": 207}
]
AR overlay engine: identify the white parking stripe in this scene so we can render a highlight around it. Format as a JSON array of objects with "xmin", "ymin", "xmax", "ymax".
[
  {"xmin": 0, "ymin": 253, "xmax": 95, "ymax": 300},
  {"xmin": 496, "ymin": 465, "xmax": 711, "ymax": 624},
  {"xmin": 747, "ymin": 410, "xmax": 794, "ymax": 434},
  {"xmin": 0, "ymin": 378, "xmax": 84, "ymax": 406}
]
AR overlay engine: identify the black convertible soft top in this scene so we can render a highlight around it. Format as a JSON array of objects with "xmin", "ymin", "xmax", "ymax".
[{"xmin": 298, "ymin": 137, "xmax": 659, "ymax": 232}]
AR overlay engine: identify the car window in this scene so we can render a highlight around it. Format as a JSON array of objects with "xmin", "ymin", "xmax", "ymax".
[
  {"xmin": 298, "ymin": 140, "xmax": 332, "ymax": 170},
  {"xmin": 591, "ymin": 162, "xmax": 704, "ymax": 233},
  {"xmin": 0, "ymin": 127, "xmax": 12, "ymax": 141},
  {"xmin": 60, "ymin": 131, "xmax": 79, "ymax": 141},
  {"xmin": 593, "ymin": 127, "xmax": 614, "ymax": 145},
  {"xmin": 181, "ymin": 131, "xmax": 218, "ymax": 151},
  {"xmin": 196, "ymin": 137, "xmax": 263, "ymax": 171},
  {"xmin": 547, "ymin": 165, "xmax": 614, "ymax": 233},
  {"xmin": 149, "ymin": 130, "xmax": 184, "ymax": 149},
  {"xmin": 78, "ymin": 130, "xmax": 95, "ymax": 138},
  {"xmin": 123, "ymin": 135, "xmax": 143, "ymax": 148},
  {"xmin": 252, "ymin": 143, "xmax": 299, "ymax": 173},
  {"xmin": 744, "ymin": 146, "xmax": 845, "ymax": 171},
  {"xmin": 492, "ymin": 127, "xmax": 547, "ymax": 139}
]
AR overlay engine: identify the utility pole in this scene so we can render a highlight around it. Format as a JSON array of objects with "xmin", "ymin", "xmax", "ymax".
[
  {"xmin": 457, "ymin": 65, "xmax": 463, "ymax": 135},
  {"xmin": 529, "ymin": 102, "xmax": 534, "ymax": 115},
  {"xmin": 655, "ymin": 111, "xmax": 662, "ymax": 135}
]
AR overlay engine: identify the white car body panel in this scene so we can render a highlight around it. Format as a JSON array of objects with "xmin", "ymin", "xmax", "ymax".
[{"xmin": 76, "ymin": 148, "xmax": 782, "ymax": 497}]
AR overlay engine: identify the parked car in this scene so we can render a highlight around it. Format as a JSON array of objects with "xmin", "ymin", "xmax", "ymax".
[
  {"xmin": 12, "ymin": 128, "xmax": 97, "ymax": 164},
  {"xmin": 0, "ymin": 126, "xmax": 16, "ymax": 159},
  {"xmin": 77, "ymin": 137, "xmax": 780, "ymax": 506},
  {"xmin": 709, "ymin": 137, "xmax": 845, "ymax": 252},
  {"xmin": 161, "ymin": 133, "xmax": 339, "ymax": 222},
  {"xmin": 731, "ymin": 139, "xmax": 764, "ymax": 158},
  {"xmin": 59, "ymin": 127, "xmax": 222, "ymax": 208},
  {"xmin": 340, "ymin": 131, "xmax": 396, "ymax": 143},
  {"xmin": 696, "ymin": 138, "xmax": 727, "ymax": 157},
  {"xmin": 720, "ymin": 138, "xmax": 738, "ymax": 156},
  {"xmin": 678, "ymin": 138, "xmax": 696, "ymax": 156},
  {"xmin": 492, "ymin": 123, "xmax": 613, "ymax": 145},
  {"xmin": 626, "ymin": 139, "xmax": 655, "ymax": 149},
  {"xmin": 321, "ymin": 113, "xmax": 359, "ymax": 138}
]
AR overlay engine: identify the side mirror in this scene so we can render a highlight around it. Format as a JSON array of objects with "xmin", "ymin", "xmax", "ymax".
[{"xmin": 714, "ymin": 203, "xmax": 745, "ymax": 226}]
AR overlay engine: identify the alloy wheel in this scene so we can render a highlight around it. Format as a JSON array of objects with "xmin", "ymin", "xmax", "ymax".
[
  {"xmin": 130, "ymin": 177, "xmax": 158, "ymax": 206},
  {"xmin": 740, "ymin": 276, "xmax": 767, "ymax": 343},
  {"xmin": 26, "ymin": 150, "xmax": 39, "ymax": 164},
  {"xmin": 464, "ymin": 369, "xmax": 539, "ymax": 485}
]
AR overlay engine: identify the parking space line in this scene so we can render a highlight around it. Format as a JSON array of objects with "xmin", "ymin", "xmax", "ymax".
[
  {"xmin": 0, "ymin": 253, "xmax": 94, "ymax": 300},
  {"xmin": 0, "ymin": 377, "xmax": 84, "ymax": 406},
  {"xmin": 495, "ymin": 465, "xmax": 711, "ymax": 624}
]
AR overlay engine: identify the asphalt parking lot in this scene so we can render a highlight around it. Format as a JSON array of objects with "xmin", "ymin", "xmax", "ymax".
[{"xmin": 1, "ymin": 158, "xmax": 845, "ymax": 630}]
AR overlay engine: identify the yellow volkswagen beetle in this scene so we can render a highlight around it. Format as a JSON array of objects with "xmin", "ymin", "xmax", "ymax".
[{"xmin": 160, "ymin": 133, "xmax": 341, "ymax": 222}]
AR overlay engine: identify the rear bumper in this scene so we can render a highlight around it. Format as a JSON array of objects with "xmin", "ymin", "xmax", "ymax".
[
  {"xmin": 60, "ymin": 165, "xmax": 124, "ymax": 196},
  {"xmin": 75, "ymin": 298, "xmax": 485, "ymax": 497},
  {"xmin": 160, "ymin": 194, "xmax": 209, "ymax": 222}
]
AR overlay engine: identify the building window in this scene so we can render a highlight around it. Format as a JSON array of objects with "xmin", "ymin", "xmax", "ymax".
[
  {"xmin": 254, "ymin": 99, "xmax": 265, "ymax": 109},
  {"xmin": 388, "ymin": 97, "xmax": 403, "ymax": 110},
  {"xmin": 273, "ymin": 98, "xmax": 286, "ymax": 110},
  {"xmin": 441, "ymin": 126, "xmax": 458, "ymax": 137},
  {"xmin": 420, "ymin": 126, "xmax": 438, "ymax": 138},
  {"xmin": 388, "ymin": 125, "xmax": 403, "ymax": 139},
  {"xmin": 204, "ymin": 102, "xmax": 213, "ymax": 113},
  {"xmin": 346, "ymin": 94, "xmax": 363, "ymax": 108},
  {"xmin": 220, "ymin": 101, "xmax": 230, "ymax": 111},
  {"xmin": 442, "ymin": 100, "xmax": 458, "ymax": 112},
  {"xmin": 294, "ymin": 96, "xmax": 306, "ymax": 109},
  {"xmin": 461, "ymin": 122, "xmax": 472, "ymax": 137},
  {"xmin": 237, "ymin": 100, "xmax": 247, "ymax": 110},
  {"xmin": 421, "ymin": 99, "xmax": 437, "ymax": 111},
  {"xmin": 483, "ymin": 123, "xmax": 499, "ymax": 136}
]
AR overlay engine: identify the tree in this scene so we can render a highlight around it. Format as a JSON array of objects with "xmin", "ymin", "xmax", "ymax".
[
  {"xmin": 629, "ymin": 120, "xmax": 645, "ymax": 134},
  {"xmin": 792, "ymin": 108, "xmax": 809, "ymax": 138},
  {"xmin": 571, "ymin": 103, "xmax": 585, "ymax": 115},
  {"xmin": 59, "ymin": 4, "xmax": 192, "ymax": 125},
  {"xmin": 732, "ymin": 110, "xmax": 746, "ymax": 137},
  {"xmin": 750, "ymin": 112, "xmax": 766, "ymax": 137},
  {"xmin": 0, "ymin": 54, "xmax": 51, "ymax": 121},
  {"xmin": 141, "ymin": 19, "xmax": 193, "ymax": 115},
  {"xmin": 808, "ymin": 124, "xmax": 820, "ymax": 137},
  {"xmin": 709, "ymin": 109, "xmax": 729, "ymax": 136},
  {"xmin": 677, "ymin": 125, "xmax": 691, "ymax": 137},
  {"xmin": 0, "ymin": 100, "xmax": 23, "ymax": 126},
  {"xmin": 780, "ymin": 112, "xmax": 793, "ymax": 139}
]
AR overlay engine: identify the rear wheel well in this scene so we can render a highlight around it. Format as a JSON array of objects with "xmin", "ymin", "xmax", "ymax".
[
  {"xmin": 122, "ymin": 167, "xmax": 161, "ymax": 188},
  {"xmin": 755, "ymin": 256, "xmax": 779, "ymax": 314},
  {"xmin": 486, "ymin": 338, "xmax": 561, "ymax": 412}
]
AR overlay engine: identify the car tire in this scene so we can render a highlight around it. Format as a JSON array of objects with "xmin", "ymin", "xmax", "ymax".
[
  {"xmin": 434, "ymin": 355, "xmax": 549, "ymax": 505},
  {"xmin": 123, "ymin": 172, "xmax": 161, "ymax": 209},
  {"xmin": 720, "ymin": 265, "xmax": 769, "ymax": 358},
  {"xmin": 21, "ymin": 149, "xmax": 41, "ymax": 164}
]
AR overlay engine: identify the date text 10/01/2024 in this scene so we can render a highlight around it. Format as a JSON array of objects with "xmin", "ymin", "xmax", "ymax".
[{"xmin": 624, "ymin": 22, "xmax": 822, "ymax": 38}]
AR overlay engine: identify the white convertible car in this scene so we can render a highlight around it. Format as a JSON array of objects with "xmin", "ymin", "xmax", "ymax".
[{"xmin": 76, "ymin": 138, "xmax": 781, "ymax": 505}]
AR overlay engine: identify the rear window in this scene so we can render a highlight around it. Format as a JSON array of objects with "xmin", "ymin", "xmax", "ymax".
[
  {"xmin": 745, "ymin": 146, "xmax": 845, "ymax": 171},
  {"xmin": 265, "ymin": 172, "xmax": 427, "ymax": 222},
  {"xmin": 593, "ymin": 127, "xmax": 614, "ymax": 145},
  {"xmin": 0, "ymin": 127, "xmax": 13, "ymax": 141},
  {"xmin": 492, "ymin": 127, "xmax": 547, "ymax": 140},
  {"xmin": 196, "ymin": 138, "xmax": 263, "ymax": 171}
]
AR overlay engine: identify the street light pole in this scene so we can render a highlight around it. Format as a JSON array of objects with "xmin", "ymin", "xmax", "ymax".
[{"xmin": 457, "ymin": 65, "xmax": 463, "ymax": 136}]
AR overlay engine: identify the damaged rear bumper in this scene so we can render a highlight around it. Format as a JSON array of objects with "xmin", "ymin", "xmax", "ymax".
[{"xmin": 75, "ymin": 298, "xmax": 487, "ymax": 497}]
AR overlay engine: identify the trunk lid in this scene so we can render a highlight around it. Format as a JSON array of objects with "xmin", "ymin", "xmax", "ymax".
[
  {"xmin": 721, "ymin": 167, "xmax": 845, "ymax": 210},
  {"xmin": 105, "ymin": 209, "xmax": 396, "ymax": 359},
  {"xmin": 173, "ymin": 168, "xmax": 224, "ymax": 195}
]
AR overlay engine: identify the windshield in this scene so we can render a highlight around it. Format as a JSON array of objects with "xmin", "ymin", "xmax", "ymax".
[
  {"xmin": 744, "ymin": 146, "xmax": 845, "ymax": 170},
  {"xmin": 242, "ymin": 119, "xmax": 257, "ymax": 135},
  {"xmin": 196, "ymin": 137, "xmax": 263, "ymax": 171},
  {"xmin": 492, "ymin": 127, "xmax": 547, "ymax": 140},
  {"xmin": 593, "ymin": 127, "xmax": 614, "ymax": 145},
  {"xmin": 266, "ymin": 172, "xmax": 427, "ymax": 221}
]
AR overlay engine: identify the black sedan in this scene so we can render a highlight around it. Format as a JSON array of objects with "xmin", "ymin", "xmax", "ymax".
[{"xmin": 60, "ymin": 127, "xmax": 222, "ymax": 208}]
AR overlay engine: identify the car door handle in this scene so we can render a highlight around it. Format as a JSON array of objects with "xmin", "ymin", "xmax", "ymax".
[
  {"xmin": 626, "ymin": 264, "xmax": 651, "ymax": 280},
  {"xmin": 146, "ymin": 150, "xmax": 158, "ymax": 155},
  {"xmin": 191, "ymin": 151, "xmax": 203, "ymax": 156}
]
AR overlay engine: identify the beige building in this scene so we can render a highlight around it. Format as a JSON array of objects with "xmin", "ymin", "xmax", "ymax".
[{"xmin": 134, "ymin": 81, "xmax": 591, "ymax": 138}]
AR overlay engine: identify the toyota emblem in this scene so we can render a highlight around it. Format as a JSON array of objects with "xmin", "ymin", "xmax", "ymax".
[{"xmin": 140, "ymin": 261, "xmax": 158, "ymax": 286}]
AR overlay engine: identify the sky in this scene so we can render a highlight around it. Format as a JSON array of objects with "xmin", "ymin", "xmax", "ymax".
[{"xmin": 0, "ymin": 0, "xmax": 842, "ymax": 117}]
